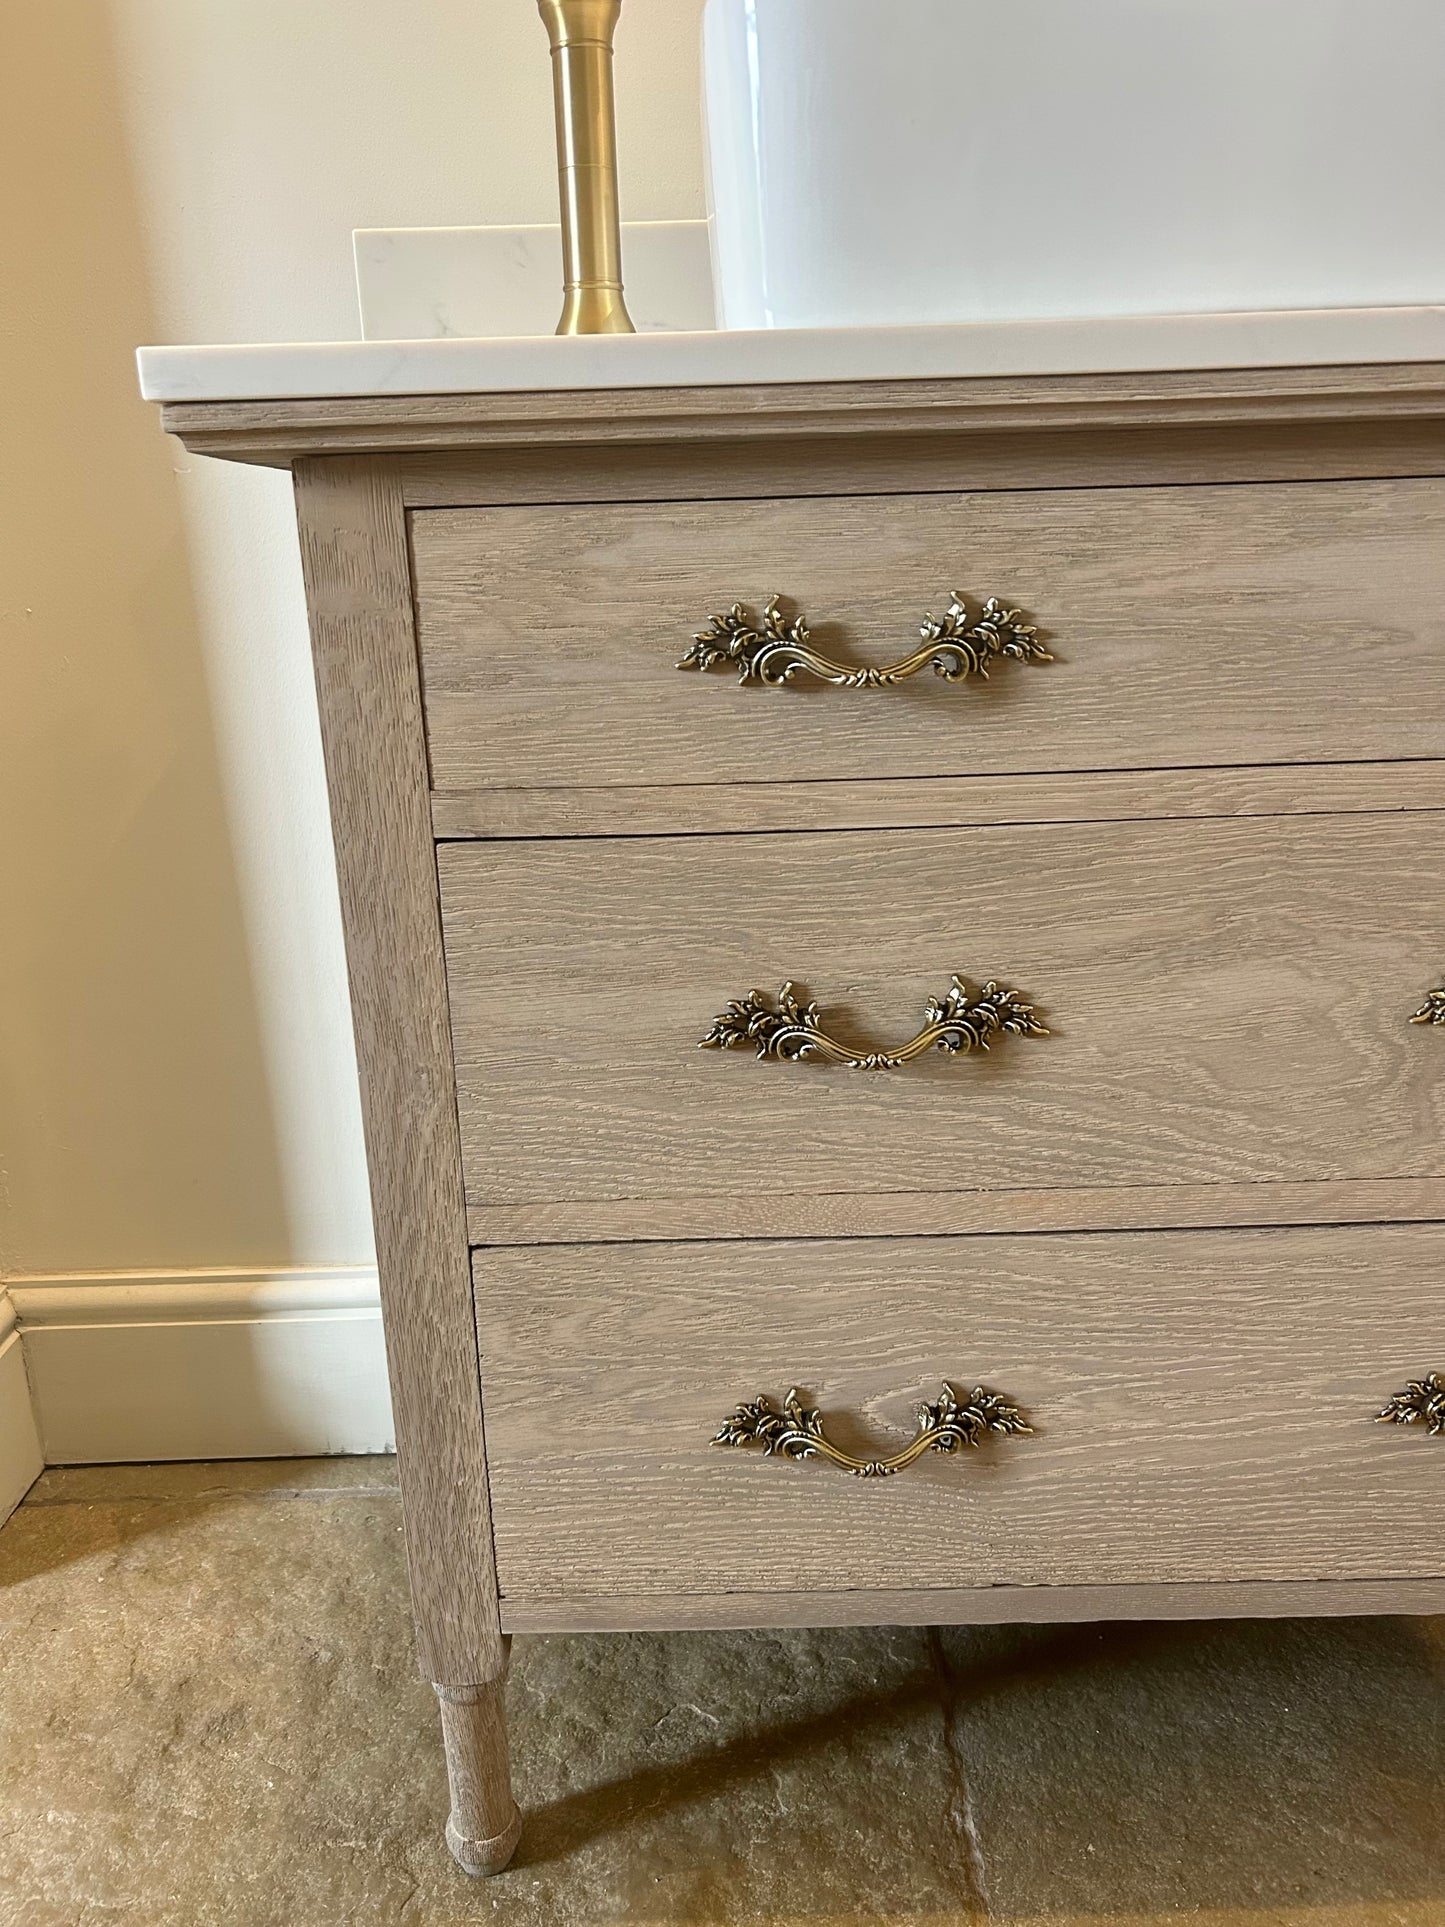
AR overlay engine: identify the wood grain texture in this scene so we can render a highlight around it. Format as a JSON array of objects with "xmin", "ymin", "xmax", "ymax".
[
  {"xmin": 160, "ymin": 360, "xmax": 1445, "ymax": 468},
  {"xmin": 439, "ymin": 813, "xmax": 1445, "ymax": 1231},
  {"xmin": 253, "ymin": 380, "xmax": 1445, "ymax": 1657},
  {"xmin": 472, "ymin": 1225, "xmax": 1445, "ymax": 1598},
  {"xmin": 468, "ymin": 1176, "xmax": 1445, "ymax": 1247},
  {"xmin": 292, "ymin": 456, "xmax": 502, "ymax": 1685},
  {"xmin": 398, "ymin": 419, "xmax": 1445, "ymax": 508},
  {"xmin": 500, "ymin": 1576, "xmax": 1445, "ymax": 1633},
  {"xmin": 435, "ymin": 1677, "xmax": 522, "ymax": 1875},
  {"xmin": 412, "ymin": 479, "xmax": 1445, "ymax": 793},
  {"xmin": 431, "ymin": 759, "xmax": 1445, "ymax": 841}
]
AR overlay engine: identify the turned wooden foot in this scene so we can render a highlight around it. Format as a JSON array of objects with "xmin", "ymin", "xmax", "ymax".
[{"xmin": 434, "ymin": 1672, "xmax": 522, "ymax": 1875}]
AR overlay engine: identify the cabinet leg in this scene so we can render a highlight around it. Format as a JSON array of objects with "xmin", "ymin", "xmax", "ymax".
[{"xmin": 434, "ymin": 1671, "xmax": 522, "ymax": 1875}]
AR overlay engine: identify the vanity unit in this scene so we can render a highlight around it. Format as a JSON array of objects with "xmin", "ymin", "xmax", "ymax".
[{"xmin": 143, "ymin": 319, "xmax": 1445, "ymax": 1873}]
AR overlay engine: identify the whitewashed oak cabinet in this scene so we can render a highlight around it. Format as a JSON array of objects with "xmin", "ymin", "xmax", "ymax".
[{"xmin": 157, "ymin": 362, "xmax": 1445, "ymax": 1874}]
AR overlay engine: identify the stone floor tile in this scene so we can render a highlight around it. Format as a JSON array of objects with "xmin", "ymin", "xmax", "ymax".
[
  {"xmin": 501, "ymin": 1623, "xmax": 980, "ymax": 1924},
  {"xmin": 7, "ymin": 1461, "xmax": 1444, "ymax": 1926},
  {"xmin": 934, "ymin": 1616, "xmax": 1445, "ymax": 1926},
  {"xmin": 1, "ymin": 1470, "xmax": 980, "ymax": 1926}
]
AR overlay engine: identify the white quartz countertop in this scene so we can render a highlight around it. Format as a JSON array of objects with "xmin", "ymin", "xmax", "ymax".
[{"xmin": 137, "ymin": 307, "xmax": 1445, "ymax": 404}]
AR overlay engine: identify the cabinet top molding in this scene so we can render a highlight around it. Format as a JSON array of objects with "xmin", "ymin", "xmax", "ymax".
[{"xmin": 148, "ymin": 357, "xmax": 1445, "ymax": 474}]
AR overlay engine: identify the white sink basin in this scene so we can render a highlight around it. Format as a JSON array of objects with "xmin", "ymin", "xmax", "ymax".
[{"xmin": 702, "ymin": 0, "xmax": 1445, "ymax": 330}]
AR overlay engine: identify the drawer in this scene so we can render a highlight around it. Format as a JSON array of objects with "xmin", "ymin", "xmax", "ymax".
[
  {"xmin": 412, "ymin": 478, "xmax": 1445, "ymax": 794},
  {"xmin": 474, "ymin": 1225, "xmax": 1445, "ymax": 1607},
  {"xmin": 439, "ymin": 811, "xmax": 1445, "ymax": 1244}
]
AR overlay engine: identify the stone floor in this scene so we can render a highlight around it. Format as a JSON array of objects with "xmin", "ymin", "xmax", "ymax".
[{"xmin": 2, "ymin": 1459, "xmax": 1443, "ymax": 1927}]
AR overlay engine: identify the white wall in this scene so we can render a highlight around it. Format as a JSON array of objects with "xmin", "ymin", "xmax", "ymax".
[{"xmin": 0, "ymin": 1, "xmax": 705, "ymax": 1454}]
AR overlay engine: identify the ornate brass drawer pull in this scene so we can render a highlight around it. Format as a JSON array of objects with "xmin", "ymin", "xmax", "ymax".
[
  {"xmin": 678, "ymin": 593, "xmax": 1050, "ymax": 688},
  {"xmin": 714, "ymin": 1383, "xmax": 1033, "ymax": 1478},
  {"xmin": 701, "ymin": 976, "xmax": 1048, "ymax": 1070},
  {"xmin": 1410, "ymin": 986, "xmax": 1445, "ymax": 1026},
  {"xmin": 1377, "ymin": 1374, "xmax": 1445, "ymax": 1434}
]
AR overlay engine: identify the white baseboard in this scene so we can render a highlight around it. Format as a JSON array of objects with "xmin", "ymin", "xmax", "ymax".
[
  {"xmin": 0, "ymin": 1290, "xmax": 44, "ymax": 1519},
  {"xmin": 7, "ymin": 1267, "xmax": 394, "ymax": 1464}
]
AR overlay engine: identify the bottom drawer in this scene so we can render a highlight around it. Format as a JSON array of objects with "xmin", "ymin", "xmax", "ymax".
[{"xmin": 474, "ymin": 1225, "xmax": 1445, "ymax": 1609}]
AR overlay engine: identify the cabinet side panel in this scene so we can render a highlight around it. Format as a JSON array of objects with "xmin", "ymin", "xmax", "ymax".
[{"xmin": 293, "ymin": 455, "xmax": 501, "ymax": 1684}]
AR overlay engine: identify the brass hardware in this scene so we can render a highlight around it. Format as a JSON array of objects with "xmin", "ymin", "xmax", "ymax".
[
  {"xmin": 1410, "ymin": 986, "xmax": 1445, "ymax": 1026},
  {"xmin": 714, "ymin": 1383, "xmax": 1033, "ymax": 1478},
  {"xmin": 537, "ymin": 0, "xmax": 635, "ymax": 335},
  {"xmin": 701, "ymin": 977, "xmax": 1048, "ymax": 1070},
  {"xmin": 1377, "ymin": 1374, "xmax": 1445, "ymax": 1434},
  {"xmin": 678, "ymin": 593, "xmax": 1050, "ymax": 688}
]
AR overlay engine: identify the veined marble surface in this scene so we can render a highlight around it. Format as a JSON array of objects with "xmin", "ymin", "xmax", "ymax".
[
  {"xmin": 137, "ymin": 305, "xmax": 1445, "ymax": 404},
  {"xmin": 353, "ymin": 221, "xmax": 715, "ymax": 342}
]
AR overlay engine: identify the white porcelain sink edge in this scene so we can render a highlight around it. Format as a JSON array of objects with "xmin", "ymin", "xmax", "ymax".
[{"xmin": 703, "ymin": 0, "xmax": 1445, "ymax": 332}]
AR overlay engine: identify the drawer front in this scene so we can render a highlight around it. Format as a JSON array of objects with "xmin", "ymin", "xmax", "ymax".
[
  {"xmin": 439, "ymin": 812, "xmax": 1445, "ymax": 1242},
  {"xmin": 475, "ymin": 1225, "xmax": 1445, "ymax": 1602},
  {"xmin": 412, "ymin": 478, "xmax": 1445, "ymax": 794}
]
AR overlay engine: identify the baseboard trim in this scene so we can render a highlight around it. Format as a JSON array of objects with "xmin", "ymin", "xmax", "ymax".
[
  {"xmin": 0, "ymin": 1289, "xmax": 44, "ymax": 1520},
  {"xmin": 6, "ymin": 1267, "xmax": 393, "ymax": 1464}
]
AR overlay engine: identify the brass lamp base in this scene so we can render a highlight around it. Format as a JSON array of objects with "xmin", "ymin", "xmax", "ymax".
[{"xmin": 537, "ymin": 0, "xmax": 636, "ymax": 337}]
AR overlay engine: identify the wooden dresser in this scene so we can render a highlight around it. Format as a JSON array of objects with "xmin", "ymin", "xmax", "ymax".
[{"xmin": 159, "ymin": 360, "xmax": 1445, "ymax": 1875}]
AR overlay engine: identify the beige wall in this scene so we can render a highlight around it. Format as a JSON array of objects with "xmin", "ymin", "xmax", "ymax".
[{"xmin": 0, "ymin": 0, "xmax": 706, "ymax": 1277}]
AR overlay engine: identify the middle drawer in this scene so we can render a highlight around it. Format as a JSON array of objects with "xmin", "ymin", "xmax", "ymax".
[{"xmin": 439, "ymin": 810, "xmax": 1445, "ymax": 1245}]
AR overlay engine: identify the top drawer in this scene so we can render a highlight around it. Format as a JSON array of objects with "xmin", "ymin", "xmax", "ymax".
[{"xmin": 412, "ymin": 477, "xmax": 1445, "ymax": 794}]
